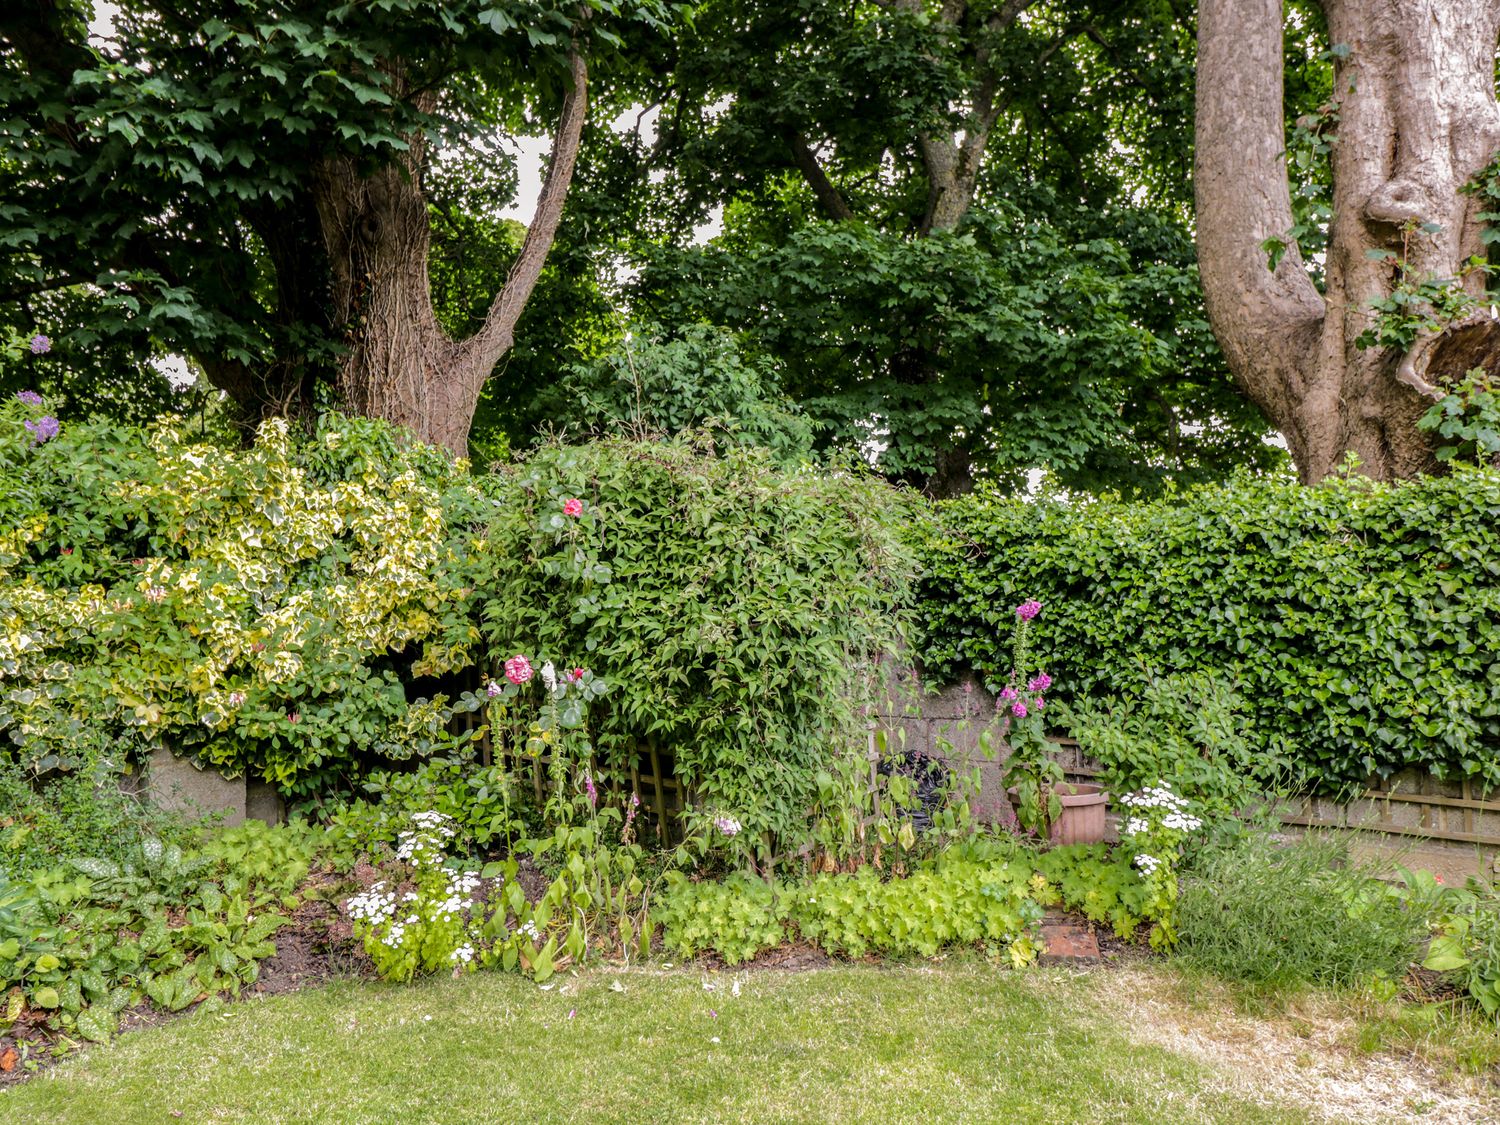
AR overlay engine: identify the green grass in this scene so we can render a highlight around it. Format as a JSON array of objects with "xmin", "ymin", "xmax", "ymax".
[{"xmin": 0, "ymin": 963, "xmax": 1307, "ymax": 1125}]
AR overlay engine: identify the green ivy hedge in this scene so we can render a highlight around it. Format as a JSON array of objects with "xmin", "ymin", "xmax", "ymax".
[{"xmin": 916, "ymin": 467, "xmax": 1500, "ymax": 789}]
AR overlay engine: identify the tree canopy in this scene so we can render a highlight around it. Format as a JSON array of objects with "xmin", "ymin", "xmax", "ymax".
[{"xmin": 8, "ymin": 0, "xmax": 1485, "ymax": 490}]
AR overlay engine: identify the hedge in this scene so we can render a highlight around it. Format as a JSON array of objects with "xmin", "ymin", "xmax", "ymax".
[
  {"xmin": 915, "ymin": 467, "xmax": 1500, "ymax": 789},
  {"xmin": 1, "ymin": 396, "xmax": 916, "ymax": 835},
  {"xmin": 0, "ymin": 402, "xmax": 487, "ymax": 792}
]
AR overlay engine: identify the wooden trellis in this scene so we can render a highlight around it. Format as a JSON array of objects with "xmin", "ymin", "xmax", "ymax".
[{"xmin": 452, "ymin": 698, "xmax": 693, "ymax": 844}]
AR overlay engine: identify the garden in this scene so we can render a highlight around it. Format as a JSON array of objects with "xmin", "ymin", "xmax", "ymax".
[
  {"xmin": 2, "ymin": 386, "xmax": 1500, "ymax": 1123},
  {"xmin": 9, "ymin": 1, "xmax": 1500, "ymax": 1122}
]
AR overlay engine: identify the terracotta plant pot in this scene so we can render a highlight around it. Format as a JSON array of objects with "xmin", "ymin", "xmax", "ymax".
[{"xmin": 1007, "ymin": 782, "xmax": 1110, "ymax": 846}]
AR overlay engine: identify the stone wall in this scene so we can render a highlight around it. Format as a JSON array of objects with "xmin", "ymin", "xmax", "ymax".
[{"xmin": 144, "ymin": 747, "xmax": 282, "ymax": 827}]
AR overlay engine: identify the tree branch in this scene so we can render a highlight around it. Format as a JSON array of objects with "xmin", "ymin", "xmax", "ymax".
[
  {"xmin": 786, "ymin": 131, "xmax": 856, "ymax": 221},
  {"xmin": 463, "ymin": 46, "xmax": 589, "ymax": 378},
  {"xmin": 1194, "ymin": 0, "xmax": 1325, "ymax": 435}
]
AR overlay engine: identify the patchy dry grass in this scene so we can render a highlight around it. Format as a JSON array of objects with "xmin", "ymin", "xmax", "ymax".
[
  {"xmin": 1, "ymin": 962, "xmax": 1304, "ymax": 1125},
  {"xmin": 1090, "ymin": 966, "xmax": 1500, "ymax": 1124}
]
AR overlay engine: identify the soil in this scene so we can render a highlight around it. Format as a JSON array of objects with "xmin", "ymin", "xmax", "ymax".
[
  {"xmin": 696, "ymin": 941, "xmax": 836, "ymax": 973},
  {"xmin": 1401, "ymin": 964, "xmax": 1464, "ymax": 1005}
]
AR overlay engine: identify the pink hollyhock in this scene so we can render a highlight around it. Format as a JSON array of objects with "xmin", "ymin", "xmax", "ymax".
[
  {"xmin": 505, "ymin": 654, "xmax": 534, "ymax": 684},
  {"xmin": 1015, "ymin": 599, "xmax": 1042, "ymax": 621},
  {"xmin": 1011, "ymin": 701, "xmax": 1028, "ymax": 718},
  {"xmin": 563, "ymin": 498, "xmax": 583, "ymax": 517},
  {"xmin": 1028, "ymin": 673, "xmax": 1052, "ymax": 692}
]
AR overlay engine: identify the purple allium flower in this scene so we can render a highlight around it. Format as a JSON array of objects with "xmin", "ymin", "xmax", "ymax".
[
  {"xmin": 1011, "ymin": 701, "xmax": 1029, "ymax": 718},
  {"xmin": 15, "ymin": 390, "xmax": 43, "ymax": 407},
  {"xmin": 28, "ymin": 335, "xmax": 50, "ymax": 355},
  {"xmin": 24, "ymin": 415, "xmax": 59, "ymax": 444},
  {"xmin": 1028, "ymin": 673, "xmax": 1052, "ymax": 692},
  {"xmin": 1015, "ymin": 599, "xmax": 1042, "ymax": 621}
]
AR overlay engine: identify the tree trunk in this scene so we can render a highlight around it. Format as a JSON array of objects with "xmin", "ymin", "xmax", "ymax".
[
  {"xmin": 1196, "ymin": 0, "xmax": 1500, "ymax": 483},
  {"xmin": 310, "ymin": 51, "xmax": 589, "ymax": 457}
]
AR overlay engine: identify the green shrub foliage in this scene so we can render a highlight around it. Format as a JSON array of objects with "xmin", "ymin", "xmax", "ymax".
[
  {"xmin": 465, "ymin": 438, "xmax": 916, "ymax": 840},
  {"xmin": 2, "ymin": 400, "xmax": 914, "ymax": 823},
  {"xmin": 0, "ymin": 399, "xmax": 487, "ymax": 793},
  {"xmin": 917, "ymin": 467, "xmax": 1500, "ymax": 789}
]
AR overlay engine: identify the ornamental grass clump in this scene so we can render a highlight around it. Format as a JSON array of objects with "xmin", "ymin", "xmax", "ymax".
[{"xmin": 1174, "ymin": 831, "xmax": 1424, "ymax": 988}]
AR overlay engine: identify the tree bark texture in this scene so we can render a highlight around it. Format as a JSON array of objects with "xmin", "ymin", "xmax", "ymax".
[
  {"xmin": 1197, "ymin": 0, "xmax": 1500, "ymax": 482},
  {"xmin": 311, "ymin": 50, "xmax": 589, "ymax": 456}
]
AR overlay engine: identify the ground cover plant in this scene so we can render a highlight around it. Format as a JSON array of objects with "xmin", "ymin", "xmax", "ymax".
[
  {"xmin": 0, "ymin": 819, "xmax": 325, "ymax": 1060},
  {"xmin": 0, "ymin": 746, "xmax": 197, "ymax": 878}
]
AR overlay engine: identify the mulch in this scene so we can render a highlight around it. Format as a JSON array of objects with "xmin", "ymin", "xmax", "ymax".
[{"xmin": 1402, "ymin": 965, "xmax": 1464, "ymax": 1005}]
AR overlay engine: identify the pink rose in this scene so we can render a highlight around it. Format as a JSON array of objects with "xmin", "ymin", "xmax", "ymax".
[
  {"xmin": 505, "ymin": 654, "xmax": 534, "ymax": 685},
  {"xmin": 563, "ymin": 498, "xmax": 583, "ymax": 517}
]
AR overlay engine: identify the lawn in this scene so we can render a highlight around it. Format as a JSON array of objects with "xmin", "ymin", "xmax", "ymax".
[{"xmin": 0, "ymin": 963, "xmax": 1313, "ymax": 1125}]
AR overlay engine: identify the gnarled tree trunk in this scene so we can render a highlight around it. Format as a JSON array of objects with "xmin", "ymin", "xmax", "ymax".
[
  {"xmin": 1196, "ymin": 0, "xmax": 1500, "ymax": 482},
  {"xmin": 311, "ymin": 50, "xmax": 589, "ymax": 456}
]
